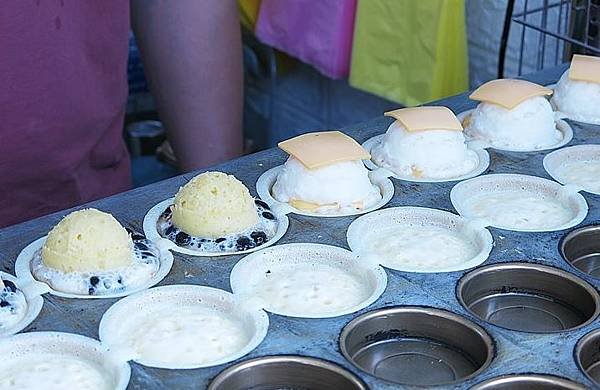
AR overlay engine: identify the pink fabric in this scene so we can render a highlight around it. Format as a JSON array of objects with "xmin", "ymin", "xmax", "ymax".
[
  {"xmin": 255, "ymin": 0, "xmax": 357, "ymax": 79},
  {"xmin": 0, "ymin": 1, "xmax": 131, "ymax": 228}
]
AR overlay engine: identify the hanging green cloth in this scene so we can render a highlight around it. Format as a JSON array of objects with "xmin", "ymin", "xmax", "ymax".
[{"xmin": 349, "ymin": 0, "xmax": 469, "ymax": 106}]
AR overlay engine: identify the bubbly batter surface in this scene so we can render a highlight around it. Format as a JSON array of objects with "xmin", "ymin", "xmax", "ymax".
[
  {"xmin": 367, "ymin": 225, "xmax": 478, "ymax": 270},
  {"xmin": 465, "ymin": 192, "xmax": 573, "ymax": 229},
  {"xmin": 248, "ymin": 264, "xmax": 369, "ymax": 315},
  {"xmin": 554, "ymin": 160, "xmax": 600, "ymax": 193},
  {"xmin": 122, "ymin": 306, "xmax": 250, "ymax": 366},
  {"xmin": 0, "ymin": 355, "xmax": 110, "ymax": 390}
]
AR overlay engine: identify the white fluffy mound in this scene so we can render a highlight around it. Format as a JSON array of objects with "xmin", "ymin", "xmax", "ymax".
[
  {"xmin": 372, "ymin": 122, "xmax": 479, "ymax": 179},
  {"xmin": 552, "ymin": 70, "xmax": 600, "ymax": 123},
  {"xmin": 466, "ymin": 96, "xmax": 561, "ymax": 150},
  {"xmin": 272, "ymin": 157, "xmax": 381, "ymax": 213}
]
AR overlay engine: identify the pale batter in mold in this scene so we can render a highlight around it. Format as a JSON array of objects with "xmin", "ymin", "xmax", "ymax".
[
  {"xmin": 464, "ymin": 192, "xmax": 573, "ymax": 230},
  {"xmin": 0, "ymin": 354, "xmax": 111, "ymax": 390},
  {"xmin": 367, "ymin": 225, "xmax": 478, "ymax": 270},
  {"xmin": 553, "ymin": 160, "xmax": 600, "ymax": 194},
  {"xmin": 120, "ymin": 306, "xmax": 250, "ymax": 366},
  {"xmin": 248, "ymin": 264, "xmax": 369, "ymax": 315}
]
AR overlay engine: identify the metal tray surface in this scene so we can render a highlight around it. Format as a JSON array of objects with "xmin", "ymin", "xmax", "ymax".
[{"xmin": 2, "ymin": 66, "xmax": 600, "ymax": 388}]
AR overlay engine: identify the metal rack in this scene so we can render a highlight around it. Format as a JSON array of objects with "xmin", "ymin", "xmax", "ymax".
[{"xmin": 499, "ymin": 0, "xmax": 599, "ymax": 78}]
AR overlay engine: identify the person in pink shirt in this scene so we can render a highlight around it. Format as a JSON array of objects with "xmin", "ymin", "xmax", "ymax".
[{"xmin": 0, "ymin": 0, "xmax": 243, "ymax": 228}]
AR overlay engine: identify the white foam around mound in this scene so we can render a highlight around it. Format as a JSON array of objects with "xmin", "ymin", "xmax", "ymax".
[
  {"xmin": 362, "ymin": 134, "xmax": 490, "ymax": 182},
  {"xmin": 99, "ymin": 285, "xmax": 268, "ymax": 369},
  {"xmin": 549, "ymin": 73, "xmax": 600, "ymax": 125},
  {"xmin": 347, "ymin": 207, "xmax": 493, "ymax": 273},
  {"xmin": 544, "ymin": 144, "xmax": 600, "ymax": 195},
  {"xmin": 0, "ymin": 272, "xmax": 44, "ymax": 337},
  {"xmin": 15, "ymin": 237, "xmax": 173, "ymax": 299},
  {"xmin": 256, "ymin": 166, "xmax": 394, "ymax": 217},
  {"xmin": 230, "ymin": 243, "xmax": 387, "ymax": 318},
  {"xmin": 456, "ymin": 109, "xmax": 573, "ymax": 152},
  {"xmin": 0, "ymin": 331, "xmax": 130, "ymax": 390},
  {"xmin": 450, "ymin": 174, "xmax": 588, "ymax": 232},
  {"xmin": 143, "ymin": 198, "xmax": 289, "ymax": 257}
]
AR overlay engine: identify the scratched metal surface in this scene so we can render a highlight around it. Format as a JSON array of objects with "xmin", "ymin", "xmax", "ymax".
[{"xmin": 2, "ymin": 65, "xmax": 600, "ymax": 389}]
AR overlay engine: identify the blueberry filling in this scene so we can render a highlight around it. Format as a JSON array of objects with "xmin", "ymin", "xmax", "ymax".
[
  {"xmin": 89, "ymin": 276, "xmax": 100, "ymax": 286},
  {"xmin": 175, "ymin": 232, "xmax": 191, "ymax": 246},
  {"xmin": 251, "ymin": 231, "xmax": 267, "ymax": 245},
  {"xmin": 135, "ymin": 242, "xmax": 149, "ymax": 251},
  {"xmin": 254, "ymin": 199, "xmax": 270, "ymax": 210},
  {"xmin": 262, "ymin": 211, "xmax": 275, "ymax": 220},
  {"xmin": 157, "ymin": 198, "xmax": 278, "ymax": 253},
  {"xmin": 236, "ymin": 236, "xmax": 256, "ymax": 251},
  {"xmin": 0, "ymin": 300, "xmax": 9, "ymax": 308},
  {"xmin": 126, "ymin": 227, "xmax": 146, "ymax": 241},
  {"xmin": 3, "ymin": 281, "xmax": 16, "ymax": 293}
]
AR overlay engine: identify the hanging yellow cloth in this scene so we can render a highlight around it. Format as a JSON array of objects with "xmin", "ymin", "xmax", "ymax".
[
  {"xmin": 238, "ymin": 0, "xmax": 261, "ymax": 31},
  {"xmin": 349, "ymin": 0, "xmax": 468, "ymax": 106}
]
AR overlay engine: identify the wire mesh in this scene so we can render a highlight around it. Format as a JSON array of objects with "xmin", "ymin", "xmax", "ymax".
[{"xmin": 499, "ymin": 0, "xmax": 599, "ymax": 77}]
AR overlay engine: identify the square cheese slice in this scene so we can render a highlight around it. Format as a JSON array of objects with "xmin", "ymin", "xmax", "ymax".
[
  {"xmin": 278, "ymin": 131, "xmax": 370, "ymax": 169},
  {"xmin": 384, "ymin": 106, "xmax": 462, "ymax": 132},
  {"xmin": 469, "ymin": 79, "xmax": 552, "ymax": 109},
  {"xmin": 569, "ymin": 54, "xmax": 600, "ymax": 83}
]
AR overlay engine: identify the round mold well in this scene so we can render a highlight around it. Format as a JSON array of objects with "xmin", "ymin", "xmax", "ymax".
[
  {"xmin": 208, "ymin": 355, "xmax": 367, "ymax": 390},
  {"xmin": 457, "ymin": 262, "xmax": 600, "ymax": 333},
  {"xmin": 576, "ymin": 328, "xmax": 600, "ymax": 387},
  {"xmin": 339, "ymin": 306, "xmax": 494, "ymax": 387},
  {"xmin": 560, "ymin": 225, "xmax": 600, "ymax": 278},
  {"xmin": 450, "ymin": 173, "xmax": 588, "ymax": 232}
]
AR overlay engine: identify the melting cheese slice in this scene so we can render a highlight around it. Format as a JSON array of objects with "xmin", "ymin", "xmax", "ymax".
[
  {"xmin": 569, "ymin": 54, "xmax": 600, "ymax": 83},
  {"xmin": 469, "ymin": 79, "xmax": 552, "ymax": 109},
  {"xmin": 384, "ymin": 106, "xmax": 462, "ymax": 132},
  {"xmin": 278, "ymin": 131, "xmax": 370, "ymax": 169}
]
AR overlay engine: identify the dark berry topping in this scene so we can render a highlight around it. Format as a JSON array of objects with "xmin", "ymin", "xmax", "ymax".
[
  {"xmin": 135, "ymin": 242, "xmax": 149, "ymax": 251},
  {"xmin": 117, "ymin": 277, "xmax": 123, "ymax": 284},
  {"xmin": 254, "ymin": 199, "xmax": 270, "ymax": 210},
  {"xmin": 88, "ymin": 287, "xmax": 95, "ymax": 295},
  {"xmin": 175, "ymin": 232, "xmax": 191, "ymax": 246},
  {"xmin": 236, "ymin": 236, "xmax": 256, "ymax": 251},
  {"xmin": 250, "ymin": 231, "xmax": 267, "ymax": 245},
  {"xmin": 262, "ymin": 211, "xmax": 275, "ymax": 220},
  {"xmin": 161, "ymin": 206, "xmax": 173, "ymax": 219},
  {"xmin": 0, "ymin": 300, "xmax": 9, "ymax": 308},
  {"xmin": 131, "ymin": 232, "xmax": 146, "ymax": 241},
  {"xmin": 165, "ymin": 225, "xmax": 176, "ymax": 236},
  {"xmin": 3, "ymin": 281, "xmax": 17, "ymax": 293},
  {"xmin": 89, "ymin": 276, "xmax": 100, "ymax": 286},
  {"xmin": 215, "ymin": 237, "xmax": 226, "ymax": 243}
]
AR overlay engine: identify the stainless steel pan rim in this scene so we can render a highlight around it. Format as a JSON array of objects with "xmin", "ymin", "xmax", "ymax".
[
  {"xmin": 207, "ymin": 355, "xmax": 368, "ymax": 390},
  {"xmin": 560, "ymin": 225, "xmax": 600, "ymax": 279},
  {"xmin": 339, "ymin": 306, "xmax": 495, "ymax": 387},
  {"xmin": 457, "ymin": 262, "xmax": 600, "ymax": 334},
  {"xmin": 575, "ymin": 328, "xmax": 600, "ymax": 387}
]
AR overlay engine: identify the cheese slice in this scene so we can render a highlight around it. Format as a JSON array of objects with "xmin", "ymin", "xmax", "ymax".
[
  {"xmin": 290, "ymin": 199, "xmax": 337, "ymax": 212},
  {"xmin": 278, "ymin": 131, "xmax": 370, "ymax": 169},
  {"xmin": 569, "ymin": 54, "xmax": 600, "ymax": 83},
  {"xmin": 384, "ymin": 106, "xmax": 462, "ymax": 132},
  {"xmin": 469, "ymin": 79, "xmax": 552, "ymax": 109}
]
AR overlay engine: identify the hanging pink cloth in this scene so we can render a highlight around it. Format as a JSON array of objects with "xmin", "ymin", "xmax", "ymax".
[{"xmin": 255, "ymin": 0, "xmax": 357, "ymax": 79}]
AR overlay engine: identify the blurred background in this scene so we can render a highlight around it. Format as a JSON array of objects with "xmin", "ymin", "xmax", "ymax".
[{"xmin": 126, "ymin": 0, "xmax": 599, "ymax": 187}]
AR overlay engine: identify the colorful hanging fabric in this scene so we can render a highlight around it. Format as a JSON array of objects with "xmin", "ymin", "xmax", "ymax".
[
  {"xmin": 349, "ymin": 0, "xmax": 469, "ymax": 106},
  {"xmin": 255, "ymin": 0, "xmax": 357, "ymax": 79}
]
